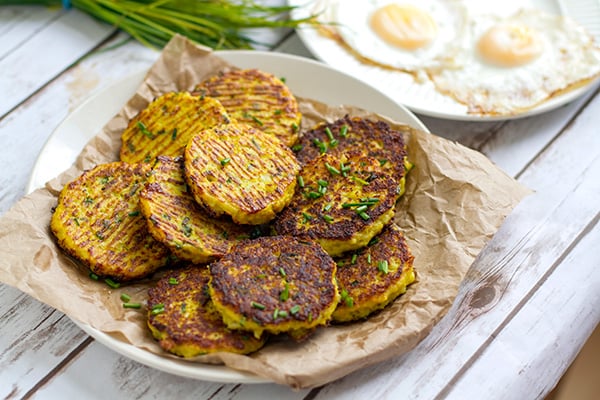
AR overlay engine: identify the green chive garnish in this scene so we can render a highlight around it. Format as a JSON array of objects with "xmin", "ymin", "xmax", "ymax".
[
  {"xmin": 251, "ymin": 301, "xmax": 266, "ymax": 310},
  {"xmin": 168, "ymin": 277, "xmax": 179, "ymax": 285},
  {"xmin": 317, "ymin": 179, "xmax": 328, "ymax": 187},
  {"xmin": 378, "ymin": 260, "xmax": 389, "ymax": 274},
  {"xmin": 290, "ymin": 305, "xmax": 301, "ymax": 315},
  {"xmin": 351, "ymin": 253, "xmax": 358, "ymax": 264},
  {"xmin": 137, "ymin": 121, "xmax": 154, "ymax": 139},
  {"xmin": 151, "ymin": 304, "xmax": 165, "ymax": 315},
  {"xmin": 322, "ymin": 214, "xmax": 334, "ymax": 223},
  {"xmin": 128, "ymin": 210, "xmax": 140, "ymax": 217},
  {"xmin": 325, "ymin": 127, "xmax": 335, "ymax": 140},
  {"xmin": 280, "ymin": 283, "xmax": 290, "ymax": 302},
  {"xmin": 358, "ymin": 211, "xmax": 370, "ymax": 220},
  {"xmin": 122, "ymin": 302, "xmax": 142, "ymax": 309},
  {"xmin": 340, "ymin": 125, "xmax": 349, "ymax": 137},
  {"xmin": 367, "ymin": 254, "xmax": 372, "ymax": 264},
  {"xmin": 292, "ymin": 144, "xmax": 303, "ymax": 152},
  {"xmin": 89, "ymin": 272, "xmax": 99, "ymax": 281},
  {"xmin": 220, "ymin": 157, "xmax": 231, "ymax": 166},
  {"xmin": 105, "ymin": 278, "xmax": 120, "ymax": 289},
  {"xmin": 279, "ymin": 267, "xmax": 287, "ymax": 278},
  {"xmin": 297, "ymin": 175, "xmax": 305, "ymax": 188},
  {"xmin": 302, "ymin": 212, "xmax": 313, "ymax": 222},
  {"xmin": 325, "ymin": 162, "xmax": 341, "ymax": 175},
  {"xmin": 120, "ymin": 293, "xmax": 131, "ymax": 302}
]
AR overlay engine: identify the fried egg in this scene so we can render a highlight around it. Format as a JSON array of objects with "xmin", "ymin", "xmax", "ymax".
[
  {"xmin": 429, "ymin": 8, "xmax": 600, "ymax": 115},
  {"xmin": 332, "ymin": 0, "xmax": 468, "ymax": 72}
]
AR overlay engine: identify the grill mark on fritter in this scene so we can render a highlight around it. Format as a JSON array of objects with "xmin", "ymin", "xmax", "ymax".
[
  {"xmin": 192, "ymin": 69, "xmax": 301, "ymax": 147},
  {"xmin": 120, "ymin": 92, "xmax": 230, "ymax": 164},
  {"xmin": 50, "ymin": 162, "xmax": 171, "ymax": 281},
  {"xmin": 147, "ymin": 266, "xmax": 266, "ymax": 356},
  {"xmin": 208, "ymin": 236, "xmax": 340, "ymax": 337},
  {"xmin": 333, "ymin": 223, "xmax": 416, "ymax": 322},
  {"xmin": 184, "ymin": 122, "xmax": 300, "ymax": 225},
  {"xmin": 273, "ymin": 152, "xmax": 397, "ymax": 254},
  {"xmin": 140, "ymin": 156, "xmax": 258, "ymax": 263},
  {"xmin": 295, "ymin": 115, "xmax": 410, "ymax": 184}
]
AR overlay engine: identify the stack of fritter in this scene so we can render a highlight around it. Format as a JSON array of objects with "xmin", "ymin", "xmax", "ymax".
[{"xmin": 50, "ymin": 68, "xmax": 416, "ymax": 358}]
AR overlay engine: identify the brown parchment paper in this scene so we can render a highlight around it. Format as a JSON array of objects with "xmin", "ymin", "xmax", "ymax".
[{"xmin": 0, "ymin": 35, "xmax": 531, "ymax": 389}]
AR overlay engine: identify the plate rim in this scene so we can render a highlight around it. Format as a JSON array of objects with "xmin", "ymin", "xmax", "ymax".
[
  {"xmin": 27, "ymin": 49, "xmax": 429, "ymax": 383},
  {"xmin": 288, "ymin": 0, "xmax": 600, "ymax": 121}
]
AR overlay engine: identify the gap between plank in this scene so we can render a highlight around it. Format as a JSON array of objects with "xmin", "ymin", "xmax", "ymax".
[{"xmin": 433, "ymin": 211, "xmax": 600, "ymax": 400}]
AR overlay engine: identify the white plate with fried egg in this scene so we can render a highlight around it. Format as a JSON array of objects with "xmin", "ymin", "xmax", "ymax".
[{"xmin": 290, "ymin": 0, "xmax": 600, "ymax": 120}]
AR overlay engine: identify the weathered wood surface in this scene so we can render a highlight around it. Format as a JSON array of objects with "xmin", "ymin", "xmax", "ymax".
[{"xmin": 0, "ymin": 6, "xmax": 598, "ymax": 400}]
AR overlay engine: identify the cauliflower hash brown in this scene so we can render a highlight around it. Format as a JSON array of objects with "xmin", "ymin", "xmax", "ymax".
[
  {"xmin": 192, "ymin": 68, "xmax": 302, "ymax": 147},
  {"xmin": 294, "ymin": 115, "xmax": 413, "ymax": 196},
  {"xmin": 184, "ymin": 122, "xmax": 300, "ymax": 225},
  {"xmin": 208, "ymin": 236, "xmax": 340, "ymax": 339},
  {"xmin": 139, "ymin": 156, "xmax": 263, "ymax": 264},
  {"xmin": 273, "ymin": 151, "xmax": 398, "ymax": 257},
  {"xmin": 51, "ymin": 161, "xmax": 171, "ymax": 281},
  {"xmin": 332, "ymin": 223, "xmax": 416, "ymax": 323},
  {"xmin": 120, "ymin": 92, "xmax": 231, "ymax": 164},
  {"xmin": 147, "ymin": 265, "xmax": 267, "ymax": 357},
  {"xmin": 50, "ymin": 66, "xmax": 417, "ymax": 359}
]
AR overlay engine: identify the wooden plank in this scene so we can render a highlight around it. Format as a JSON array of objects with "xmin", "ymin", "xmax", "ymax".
[
  {"xmin": 309, "ymin": 74, "xmax": 600, "ymax": 400},
  {"xmin": 0, "ymin": 8, "xmax": 115, "ymax": 117},
  {"xmin": 31, "ymin": 341, "xmax": 308, "ymax": 400},
  {"xmin": 443, "ymin": 219, "xmax": 600, "ymax": 400},
  {"xmin": 0, "ymin": 33, "xmax": 156, "ymax": 215},
  {"xmin": 0, "ymin": 6, "xmax": 58, "ymax": 55}
]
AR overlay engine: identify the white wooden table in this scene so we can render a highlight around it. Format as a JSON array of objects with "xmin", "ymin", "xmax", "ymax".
[{"xmin": 1, "ymin": 5, "xmax": 599, "ymax": 400}]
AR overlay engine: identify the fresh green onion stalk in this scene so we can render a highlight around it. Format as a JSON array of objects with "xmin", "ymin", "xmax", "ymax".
[{"xmin": 0, "ymin": 0, "xmax": 318, "ymax": 49}]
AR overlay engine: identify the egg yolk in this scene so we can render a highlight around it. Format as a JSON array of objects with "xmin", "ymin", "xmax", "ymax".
[
  {"xmin": 477, "ymin": 24, "xmax": 543, "ymax": 67},
  {"xmin": 370, "ymin": 4, "xmax": 438, "ymax": 50}
]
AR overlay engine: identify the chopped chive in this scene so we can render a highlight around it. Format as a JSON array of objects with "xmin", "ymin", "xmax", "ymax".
[
  {"xmin": 251, "ymin": 301, "xmax": 266, "ymax": 310},
  {"xmin": 367, "ymin": 253, "xmax": 372, "ymax": 264},
  {"xmin": 128, "ymin": 210, "xmax": 140, "ymax": 217},
  {"xmin": 352, "ymin": 176, "xmax": 369, "ymax": 185},
  {"xmin": 297, "ymin": 175, "xmax": 305, "ymax": 188},
  {"xmin": 168, "ymin": 277, "xmax": 179, "ymax": 285},
  {"xmin": 89, "ymin": 272, "xmax": 99, "ymax": 281},
  {"xmin": 378, "ymin": 260, "xmax": 389, "ymax": 274},
  {"xmin": 323, "ymin": 203, "xmax": 333, "ymax": 212},
  {"xmin": 339, "ymin": 125, "xmax": 349, "ymax": 137},
  {"xmin": 318, "ymin": 185, "xmax": 327, "ymax": 195},
  {"xmin": 171, "ymin": 128, "xmax": 178, "ymax": 140},
  {"xmin": 307, "ymin": 191, "xmax": 323, "ymax": 199},
  {"xmin": 290, "ymin": 305, "xmax": 301, "ymax": 315},
  {"xmin": 279, "ymin": 267, "xmax": 287, "ymax": 278},
  {"xmin": 313, "ymin": 138, "xmax": 327, "ymax": 154},
  {"xmin": 292, "ymin": 122, "xmax": 299, "ymax": 132},
  {"xmin": 355, "ymin": 205, "xmax": 368, "ymax": 212},
  {"xmin": 302, "ymin": 212, "xmax": 313, "ymax": 222},
  {"xmin": 122, "ymin": 302, "xmax": 142, "ymax": 309},
  {"xmin": 368, "ymin": 237, "xmax": 380, "ymax": 246},
  {"xmin": 136, "ymin": 121, "xmax": 155, "ymax": 139},
  {"xmin": 351, "ymin": 253, "xmax": 358, "ymax": 264},
  {"xmin": 379, "ymin": 159, "xmax": 388, "ymax": 166},
  {"xmin": 291, "ymin": 144, "xmax": 303, "ymax": 152},
  {"xmin": 329, "ymin": 139, "xmax": 339, "ymax": 147},
  {"xmin": 325, "ymin": 127, "xmax": 335, "ymax": 140},
  {"xmin": 151, "ymin": 303, "xmax": 165, "ymax": 315},
  {"xmin": 274, "ymin": 109, "xmax": 283, "ymax": 115},
  {"xmin": 341, "ymin": 289, "xmax": 354, "ymax": 308},
  {"xmin": 322, "ymin": 214, "xmax": 334, "ymax": 223},
  {"xmin": 358, "ymin": 211, "xmax": 370, "ymax": 220},
  {"xmin": 273, "ymin": 308, "xmax": 280, "ymax": 320},
  {"xmin": 120, "ymin": 293, "xmax": 131, "ymax": 302},
  {"xmin": 277, "ymin": 310, "xmax": 288, "ymax": 317},
  {"xmin": 317, "ymin": 179, "xmax": 328, "ymax": 187},
  {"xmin": 220, "ymin": 157, "xmax": 231, "ymax": 166},
  {"xmin": 105, "ymin": 278, "xmax": 120, "ymax": 289},
  {"xmin": 325, "ymin": 162, "xmax": 341, "ymax": 175},
  {"xmin": 280, "ymin": 283, "xmax": 290, "ymax": 302}
]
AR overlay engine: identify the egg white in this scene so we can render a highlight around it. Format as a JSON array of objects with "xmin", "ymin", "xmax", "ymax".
[
  {"xmin": 429, "ymin": 8, "xmax": 600, "ymax": 115},
  {"xmin": 333, "ymin": 0, "xmax": 469, "ymax": 72}
]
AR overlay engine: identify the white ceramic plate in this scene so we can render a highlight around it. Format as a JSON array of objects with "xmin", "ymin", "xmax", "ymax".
[
  {"xmin": 289, "ymin": 0, "xmax": 600, "ymax": 121},
  {"xmin": 27, "ymin": 50, "xmax": 428, "ymax": 383}
]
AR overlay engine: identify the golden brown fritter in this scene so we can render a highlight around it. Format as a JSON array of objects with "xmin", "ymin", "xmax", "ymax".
[
  {"xmin": 147, "ymin": 265, "xmax": 267, "ymax": 357},
  {"xmin": 293, "ymin": 115, "xmax": 412, "ymax": 196},
  {"xmin": 208, "ymin": 236, "xmax": 340, "ymax": 339},
  {"xmin": 192, "ymin": 68, "xmax": 301, "ymax": 147},
  {"xmin": 50, "ymin": 162, "xmax": 171, "ymax": 281},
  {"xmin": 120, "ymin": 92, "xmax": 231, "ymax": 163},
  {"xmin": 139, "ymin": 156, "xmax": 264, "ymax": 264},
  {"xmin": 273, "ymin": 151, "xmax": 398, "ymax": 257},
  {"xmin": 184, "ymin": 122, "xmax": 300, "ymax": 225},
  {"xmin": 332, "ymin": 223, "xmax": 416, "ymax": 323}
]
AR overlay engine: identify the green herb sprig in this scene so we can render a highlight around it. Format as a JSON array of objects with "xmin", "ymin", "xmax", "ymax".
[{"xmin": 0, "ymin": 0, "xmax": 319, "ymax": 50}]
